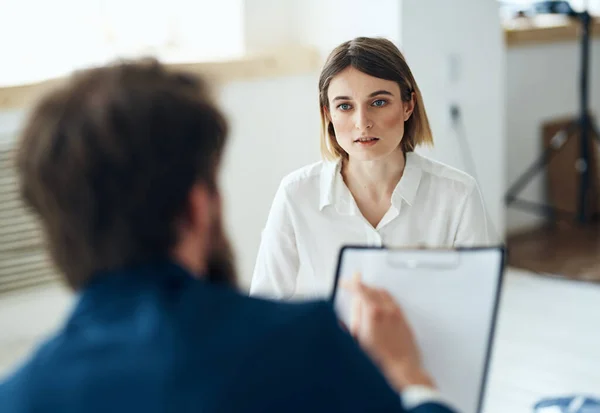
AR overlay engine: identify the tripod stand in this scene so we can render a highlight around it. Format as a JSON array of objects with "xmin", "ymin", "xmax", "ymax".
[{"xmin": 505, "ymin": 9, "xmax": 600, "ymax": 224}]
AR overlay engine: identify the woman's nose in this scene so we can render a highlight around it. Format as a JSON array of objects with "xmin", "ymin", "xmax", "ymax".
[{"xmin": 355, "ymin": 108, "xmax": 373, "ymax": 130}]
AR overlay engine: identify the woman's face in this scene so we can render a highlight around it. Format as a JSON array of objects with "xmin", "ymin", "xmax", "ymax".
[{"xmin": 325, "ymin": 66, "xmax": 414, "ymax": 161}]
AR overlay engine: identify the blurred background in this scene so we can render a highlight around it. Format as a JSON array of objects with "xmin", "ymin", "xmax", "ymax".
[{"xmin": 0, "ymin": 1, "xmax": 599, "ymax": 412}]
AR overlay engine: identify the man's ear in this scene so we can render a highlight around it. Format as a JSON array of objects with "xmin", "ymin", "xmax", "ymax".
[
  {"xmin": 186, "ymin": 183, "xmax": 213, "ymax": 236},
  {"xmin": 171, "ymin": 183, "xmax": 215, "ymax": 274},
  {"xmin": 404, "ymin": 92, "xmax": 416, "ymax": 121}
]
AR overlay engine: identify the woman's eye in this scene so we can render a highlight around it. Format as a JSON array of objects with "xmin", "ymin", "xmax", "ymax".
[
  {"xmin": 372, "ymin": 99, "xmax": 387, "ymax": 107},
  {"xmin": 337, "ymin": 103, "xmax": 352, "ymax": 111}
]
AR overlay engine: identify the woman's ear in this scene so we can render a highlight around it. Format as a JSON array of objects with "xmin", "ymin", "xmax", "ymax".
[{"xmin": 404, "ymin": 92, "xmax": 416, "ymax": 121}]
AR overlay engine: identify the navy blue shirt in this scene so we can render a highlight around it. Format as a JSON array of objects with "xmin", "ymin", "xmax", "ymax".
[{"xmin": 0, "ymin": 261, "xmax": 454, "ymax": 413}]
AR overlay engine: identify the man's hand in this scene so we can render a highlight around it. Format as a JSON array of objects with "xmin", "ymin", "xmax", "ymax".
[{"xmin": 341, "ymin": 273, "xmax": 435, "ymax": 393}]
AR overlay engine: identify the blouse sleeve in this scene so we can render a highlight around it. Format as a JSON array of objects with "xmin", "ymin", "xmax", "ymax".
[
  {"xmin": 453, "ymin": 180, "xmax": 490, "ymax": 247},
  {"xmin": 249, "ymin": 182, "xmax": 300, "ymax": 300}
]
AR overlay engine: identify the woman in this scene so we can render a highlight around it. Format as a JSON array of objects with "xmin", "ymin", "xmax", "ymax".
[{"xmin": 250, "ymin": 36, "xmax": 489, "ymax": 300}]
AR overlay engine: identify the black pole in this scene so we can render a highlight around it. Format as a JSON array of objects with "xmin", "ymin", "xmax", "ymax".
[
  {"xmin": 503, "ymin": 3, "xmax": 598, "ymax": 224},
  {"xmin": 577, "ymin": 10, "xmax": 591, "ymax": 223}
]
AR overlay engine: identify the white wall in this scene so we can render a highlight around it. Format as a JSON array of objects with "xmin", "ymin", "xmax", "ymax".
[
  {"xmin": 244, "ymin": 0, "xmax": 401, "ymax": 56},
  {"xmin": 399, "ymin": 0, "xmax": 507, "ymax": 242},
  {"xmin": 0, "ymin": 111, "xmax": 24, "ymax": 146},
  {"xmin": 505, "ymin": 39, "xmax": 600, "ymax": 232},
  {"xmin": 290, "ymin": 0, "xmax": 401, "ymax": 57},
  {"xmin": 242, "ymin": 0, "xmax": 297, "ymax": 53},
  {"xmin": 217, "ymin": 74, "xmax": 322, "ymax": 289}
]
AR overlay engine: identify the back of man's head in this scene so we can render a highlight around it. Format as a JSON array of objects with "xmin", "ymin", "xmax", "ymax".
[{"xmin": 16, "ymin": 58, "xmax": 231, "ymax": 290}]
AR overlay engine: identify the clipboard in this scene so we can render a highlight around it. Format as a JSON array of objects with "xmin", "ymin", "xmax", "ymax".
[{"xmin": 330, "ymin": 245, "xmax": 505, "ymax": 413}]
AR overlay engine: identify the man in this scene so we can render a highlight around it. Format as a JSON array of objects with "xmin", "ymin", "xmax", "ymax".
[{"xmin": 0, "ymin": 59, "xmax": 456, "ymax": 413}]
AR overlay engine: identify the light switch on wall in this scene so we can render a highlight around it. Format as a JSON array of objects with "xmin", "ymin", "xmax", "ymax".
[{"xmin": 447, "ymin": 53, "xmax": 462, "ymax": 85}]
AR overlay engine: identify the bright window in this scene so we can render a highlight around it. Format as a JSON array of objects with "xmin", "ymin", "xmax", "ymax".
[{"xmin": 0, "ymin": 0, "xmax": 244, "ymax": 86}]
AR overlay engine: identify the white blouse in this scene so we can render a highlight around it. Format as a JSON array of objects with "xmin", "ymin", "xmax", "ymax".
[{"xmin": 249, "ymin": 152, "xmax": 489, "ymax": 301}]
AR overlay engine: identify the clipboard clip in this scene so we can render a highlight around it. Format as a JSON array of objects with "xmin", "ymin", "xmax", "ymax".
[{"xmin": 385, "ymin": 251, "xmax": 461, "ymax": 270}]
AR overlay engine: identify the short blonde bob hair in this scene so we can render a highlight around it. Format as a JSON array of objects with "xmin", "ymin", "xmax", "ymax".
[{"xmin": 318, "ymin": 37, "xmax": 433, "ymax": 160}]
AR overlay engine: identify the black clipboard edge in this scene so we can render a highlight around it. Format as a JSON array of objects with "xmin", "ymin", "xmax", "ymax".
[{"xmin": 329, "ymin": 244, "xmax": 507, "ymax": 413}]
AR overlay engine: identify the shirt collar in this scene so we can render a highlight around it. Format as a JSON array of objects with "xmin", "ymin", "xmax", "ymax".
[
  {"xmin": 319, "ymin": 158, "xmax": 341, "ymax": 210},
  {"xmin": 392, "ymin": 152, "xmax": 422, "ymax": 207},
  {"xmin": 318, "ymin": 152, "xmax": 422, "ymax": 211},
  {"xmin": 67, "ymin": 259, "xmax": 197, "ymax": 324}
]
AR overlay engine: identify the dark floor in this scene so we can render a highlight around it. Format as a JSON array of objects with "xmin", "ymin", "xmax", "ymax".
[{"xmin": 507, "ymin": 220, "xmax": 600, "ymax": 282}]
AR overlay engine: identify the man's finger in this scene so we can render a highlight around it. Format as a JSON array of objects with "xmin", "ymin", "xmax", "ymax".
[
  {"xmin": 341, "ymin": 276, "xmax": 400, "ymax": 319},
  {"xmin": 340, "ymin": 272, "xmax": 361, "ymax": 291},
  {"xmin": 376, "ymin": 289, "xmax": 401, "ymax": 312},
  {"xmin": 352, "ymin": 282, "xmax": 384, "ymax": 307},
  {"xmin": 349, "ymin": 289, "xmax": 362, "ymax": 337}
]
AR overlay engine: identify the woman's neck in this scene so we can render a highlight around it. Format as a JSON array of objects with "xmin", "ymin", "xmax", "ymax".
[{"xmin": 342, "ymin": 149, "xmax": 406, "ymax": 203}]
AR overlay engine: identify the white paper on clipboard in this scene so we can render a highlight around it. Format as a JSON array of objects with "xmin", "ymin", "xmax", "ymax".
[{"xmin": 331, "ymin": 246, "xmax": 505, "ymax": 413}]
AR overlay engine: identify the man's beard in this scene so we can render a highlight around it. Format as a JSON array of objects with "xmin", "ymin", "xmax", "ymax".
[{"xmin": 204, "ymin": 218, "xmax": 237, "ymax": 288}]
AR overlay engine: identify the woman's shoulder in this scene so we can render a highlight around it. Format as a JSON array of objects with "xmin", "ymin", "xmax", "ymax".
[
  {"xmin": 278, "ymin": 159, "xmax": 337, "ymax": 194},
  {"xmin": 408, "ymin": 151, "xmax": 477, "ymax": 190}
]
